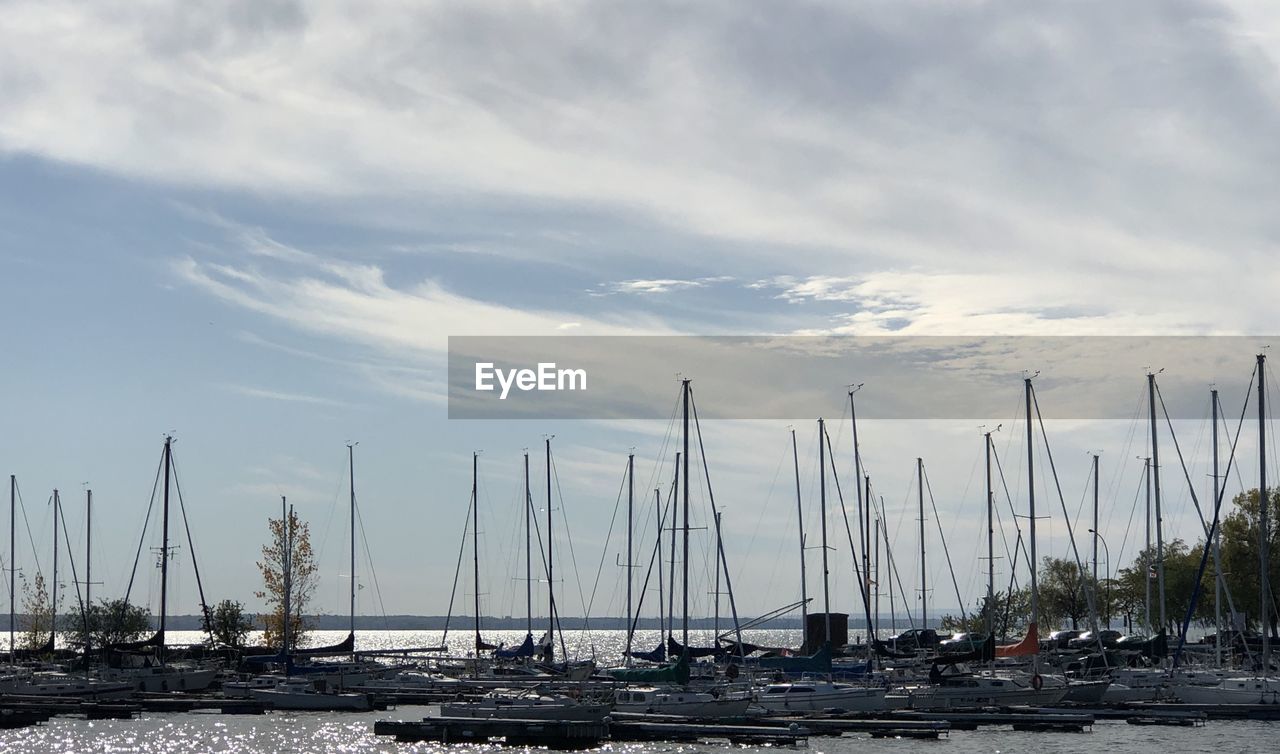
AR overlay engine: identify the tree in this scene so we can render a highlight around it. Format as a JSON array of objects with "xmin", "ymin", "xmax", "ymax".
[
  {"xmin": 1218, "ymin": 488, "xmax": 1280, "ymax": 637},
  {"xmin": 58, "ymin": 599, "xmax": 151, "ymax": 647},
  {"xmin": 204, "ymin": 599, "xmax": 255, "ymax": 648},
  {"xmin": 19, "ymin": 572, "xmax": 59, "ymax": 650},
  {"xmin": 939, "ymin": 589, "xmax": 1030, "ymax": 641},
  {"xmin": 1038, "ymin": 557, "xmax": 1092, "ymax": 631},
  {"xmin": 256, "ymin": 508, "xmax": 318, "ymax": 650}
]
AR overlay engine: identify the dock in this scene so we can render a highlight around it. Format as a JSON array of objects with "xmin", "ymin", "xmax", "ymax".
[
  {"xmin": 886, "ymin": 708, "xmax": 1095, "ymax": 732},
  {"xmin": 373, "ymin": 717, "xmax": 609, "ymax": 749}
]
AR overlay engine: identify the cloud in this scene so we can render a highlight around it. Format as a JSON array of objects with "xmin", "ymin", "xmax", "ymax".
[
  {"xmin": 220, "ymin": 383, "xmax": 351, "ymax": 408},
  {"xmin": 5, "ymin": 0, "xmax": 1280, "ymax": 294}
]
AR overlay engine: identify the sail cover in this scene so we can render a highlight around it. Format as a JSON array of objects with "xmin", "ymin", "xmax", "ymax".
[
  {"xmin": 293, "ymin": 631, "xmax": 355, "ymax": 656},
  {"xmin": 608, "ymin": 651, "xmax": 691, "ymax": 685},
  {"xmin": 995, "ymin": 622, "xmax": 1039, "ymax": 657},
  {"xmin": 756, "ymin": 642, "xmax": 833, "ymax": 674},
  {"xmin": 667, "ymin": 635, "xmax": 726, "ymax": 660},
  {"xmin": 495, "ymin": 633, "xmax": 536, "ymax": 658},
  {"xmin": 625, "ymin": 642, "xmax": 666, "ymax": 662}
]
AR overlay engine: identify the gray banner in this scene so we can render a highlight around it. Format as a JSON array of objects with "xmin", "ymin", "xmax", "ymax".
[{"xmin": 448, "ymin": 335, "xmax": 1275, "ymax": 420}]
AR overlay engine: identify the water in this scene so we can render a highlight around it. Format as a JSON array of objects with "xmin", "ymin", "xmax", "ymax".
[{"xmin": 2, "ymin": 630, "xmax": 1271, "ymax": 753}]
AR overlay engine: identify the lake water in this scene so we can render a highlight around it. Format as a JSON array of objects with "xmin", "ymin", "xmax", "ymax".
[{"xmin": 2, "ymin": 630, "xmax": 1272, "ymax": 753}]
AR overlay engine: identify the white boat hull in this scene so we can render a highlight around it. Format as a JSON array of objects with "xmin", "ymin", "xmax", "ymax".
[
  {"xmin": 249, "ymin": 688, "xmax": 372, "ymax": 711},
  {"xmin": 757, "ymin": 687, "xmax": 887, "ymax": 713}
]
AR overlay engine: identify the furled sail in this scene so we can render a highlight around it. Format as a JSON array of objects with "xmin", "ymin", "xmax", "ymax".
[
  {"xmin": 995, "ymin": 622, "xmax": 1039, "ymax": 657},
  {"xmin": 494, "ymin": 633, "xmax": 535, "ymax": 658}
]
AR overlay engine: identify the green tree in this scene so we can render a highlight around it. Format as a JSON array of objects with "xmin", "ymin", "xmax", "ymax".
[
  {"xmin": 256, "ymin": 508, "xmax": 318, "ymax": 650},
  {"xmin": 19, "ymin": 572, "xmax": 59, "ymax": 650},
  {"xmin": 58, "ymin": 599, "xmax": 151, "ymax": 647},
  {"xmin": 1218, "ymin": 488, "xmax": 1280, "ymax": 637},
  {"xmin": 939, "ymin": 589, "xmax": 1030, "ymax": 641},
  {"xmin": 204, "ymin": 599, "xmax": 255, "ymax": 648}
]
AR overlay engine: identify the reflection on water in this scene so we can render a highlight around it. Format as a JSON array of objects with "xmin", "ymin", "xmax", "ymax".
[{"xmin": 1, "ymin": 630, "xmax": 1268, "ymax": 753}]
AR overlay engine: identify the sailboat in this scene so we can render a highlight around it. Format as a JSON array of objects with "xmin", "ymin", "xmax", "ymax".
[
  {"xmin": 105, "ymin": 438, "xmax": 217, "ymax": 693},
  {"xmin": 892, "ymin": 376, "xmax": 1067, "ymax": 709},
  {"xmin": 0, "ymin": 484, "xmax": 134, "ymax": 699},
  {"xmin": 1173, "ymin": 354, "xmax": 1278, "ymax": 704},
  {"xmin": 247, "ymin": 494, "xmax": 374, "ymax": 712}
]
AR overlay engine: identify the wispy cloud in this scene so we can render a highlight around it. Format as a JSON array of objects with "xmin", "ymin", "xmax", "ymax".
[{"xmin": 220, "ymin": 383, "xmax": 351, "ymax": 408}]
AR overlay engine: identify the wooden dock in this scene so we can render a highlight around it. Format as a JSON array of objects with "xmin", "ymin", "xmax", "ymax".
[
  {"xmin": 887, "ymin": 709, "xmax": 1095, "ymax": 732},
  {"xmin": 373, "ymin": 717, "xmax": 608, "ymax": 749},
  {"xmin": 610, "ymin": 719, "xmax": 810, "ymax": 744},
  {"xmin": 755, "ymin": 715, "xmax": 950, "ymax": 739}
]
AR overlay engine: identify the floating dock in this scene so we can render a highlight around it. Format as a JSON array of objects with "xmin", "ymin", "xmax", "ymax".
[{"xmin": 374, "ymin": 717, "xmax": 609, "ymax": 749}]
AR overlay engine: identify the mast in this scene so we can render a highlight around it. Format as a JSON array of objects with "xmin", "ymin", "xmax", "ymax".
[
  {"xmin": 865, "ymin": 473, "xmax": 874, "ymax": 655},
  {"xmin": 849, "ymin": 388, "xmax": 868, "ymax": 632},
  {"xmin": 917, "ymin": 458, "xmax": 926, "ymax": 629},
  {"xmin": 51, "ymin": 489, "xmax": 59, "ymax": 652},
  {"xmin": 874, "ymin": 507, "xmax": 881, "ymax": 643},
  {"xmin": 668, "ymin": 452, "xmax": 679, "ymax": 641},
  {"xmin": 159, "ymin": 436, "xmax": 172, "ymax": 662},
  {"xmin": 655, "ymin": 489, "xmax": 665, "ymax": 642},
  {"xmin": 545, "ymin": 438, "xmax": 554, "ymax": 658},
  {"xmin": 625, "ymin": 452, "xmax": 634, "ymax": 660},
  {"xmin": 681, "ymin": 379, "xmax": 691, "ymax": 648},
  {"xmin": 884, "ymin": 509, "xmax": 897, "ymax": 633},
  {"xmin": 348, "ymin": 444, "xmax": 356, "ymax": 639},
  {"xmin": 281, "ymin": 496, "xmax": 289, "ymax": 653},
  {"xmin": 1092, "ymin": 454, "xmax": 1099, "ymax": 603},
  {"xmin": 713, "ymin": 510, "xmax": 722, "ymax": 640},
  {"xmin": 818, "ymin": 417, "xmax": 831, "ymax": 644},
  {"xmin": 525, "ymin": 452, "xmax": 532, "ymax": 638},
  {"xmin": 8, "ymin": 474, "xmax": 14, "ymax": 665},
  {"xmin": 1148, "ymin": 372, "xmax": 1167, "ymax": 634},
  {"xmin": 985, "ymin": 432, "xmax": 995, "ymax": 637},
  {"xmin": 1143, "ymin": 456, "xmax": 1152, "ymax": 632},
  {"xmin": 791, "ymin": 429, "xmax": 808, "ymax": 633},
  {"xmin": 1258, "ymin": 353, "xmax": 1270, "ymax": 673},
  {"xmin": 1025, "ymin": 376, "xmax": 1040, "ymax": 672},
  {"xmin": 85, "ymin": 489, "xmax": 92, "ymax": 664},
  {"xmin": 1212, "ymin": 388, "xmax": 1222, "ymax": 668},
  {"xmin": 472, "ymin": 452, "xmax": 482, "ymax": 653}
]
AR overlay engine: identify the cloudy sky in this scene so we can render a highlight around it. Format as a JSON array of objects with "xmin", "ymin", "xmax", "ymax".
[{"xmin": 2, "ymin": 0, "xmax": 1278, "ymax": 630}]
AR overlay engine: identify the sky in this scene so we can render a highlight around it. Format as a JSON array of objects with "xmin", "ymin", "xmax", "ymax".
[{"xmin": 2, "ymin": 0, "xmax": 1280, "ymax": 631}]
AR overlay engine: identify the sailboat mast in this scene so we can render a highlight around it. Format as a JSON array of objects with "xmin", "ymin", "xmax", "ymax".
[
  {"xmin": 525, "ymin": 452, "xmax": 532, "ymax": 637},
  {"xmin": 1025, "ymin": 376, "xmax": 1039, "ymax": 672},
  {"xmin": 1092, "ymin": 454, "xmax": 1099, "ymax": 596},
  {"xmin": 281, "ymin": 496, "xmax": 290, "ymax": 653},
  {"xmin": 545, "ymin": 438, "xmax": 554, "ymax": 657},
  {"xmin": 917, "ymin": 458, "xmax": 926, "ymax": 629},
  {"xmin": 52, "ymin": 488, "xmax": 59, "ymax": 651},
  {"xmin": 1211, "ymin": 388, "xmax": 1222, "ymax": 668},
  {"xmin": 626, "ymin": 452, "xmax": 634, "ymax": 660},
  {"xmin": 874, "ymin": 508, "xmax": 881, "ymax": 642},
  {"xmin": 668, "ymin": 452, "xmax": 679, "ymax": 640},
  {"xmin": 791, "ymin": 429, "xmax": 808, "ymax": 633},
  {"xmin": 85, "ymin": 489, "xmax": 92, "ymax": 662},
  {"xmin": 713, "ymin": 510, "xmax": 721, "ymax": 639},
  {"xmin": 1144, "ymin": 456, "xmax": 1152, "ymax": 632},
  {"xmin": 159, "ymin": 436, "xmax": 172, "ymax": 661},
  {"xmin": 348, "ymin": 444, "xmax": 356, "ymax": 638},
  {"xmin": 655, "ymin": 489, "xmax": 664, "ymax": 642},
  {"xmin": 8, "ymin": 474, "xmax": 13, "ymax": 665},
  {"xmin": 985, "ymin": 432, "xmax": 995, "ymax": 637},
  {"xmin": 849, "ymin": 388, "xmax": 868, "ymax": 627},
  {"xmin": 472, "ymin": 452, "xmax": 482, "ymax": 653},
  {"xmin": 1258, "ymin": 353, "xmax": 1270, "ymax": 673},
  {"xmin": 681, "ymin": 379, "xmax": 691, "ymax": 648},
  {"xmin": 818, "ymin": 417, "xmax": 831, "ymax": 644},
  {"xmin": 1147, "ymin": 373, "xmax": 1167, "ymax": 634}
]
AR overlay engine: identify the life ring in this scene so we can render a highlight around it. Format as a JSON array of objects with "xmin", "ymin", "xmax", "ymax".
[{"xmin": 1031, "ymin": 673, "xmax": 1043, "ymax": 691}]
